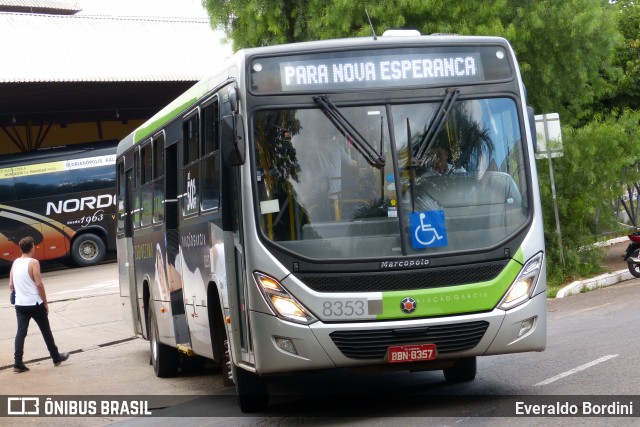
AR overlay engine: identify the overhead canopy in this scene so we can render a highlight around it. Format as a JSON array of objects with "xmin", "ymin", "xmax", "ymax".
[
  {"xmin": 0, "ymin": 0, "xmax": 81, "ymax": 15},
  {"xmin": 0, "ymin": 9, "xmax": 232, "ymax": 128}
]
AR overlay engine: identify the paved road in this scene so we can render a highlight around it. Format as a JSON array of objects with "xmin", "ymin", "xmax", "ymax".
[{"xmin": 1, "ymin": 261, "xmax": 639, "ymax": 427}]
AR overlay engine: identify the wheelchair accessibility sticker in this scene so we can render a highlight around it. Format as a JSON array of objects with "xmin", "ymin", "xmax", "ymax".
[{"xmin": 410, "ymin": 210, "xmax": 447, "ymax": 249}]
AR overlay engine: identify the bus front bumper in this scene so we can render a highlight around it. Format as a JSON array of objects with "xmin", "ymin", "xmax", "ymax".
[{"xmin": 250, "ymin": 291, "xmax": 546, "ymax": 374}]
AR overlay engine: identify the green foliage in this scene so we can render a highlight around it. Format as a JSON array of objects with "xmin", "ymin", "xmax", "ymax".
[
  {"xmin": 538, "ymin": 110, "xmax": 640, "ymax": 290},
  {"xmin": 602, "ymin": 0, "xmax": 640, "ymax": 111},
  {"xmin": 204, "ymin": 0, "xmax": 621, "ymax": 126}
]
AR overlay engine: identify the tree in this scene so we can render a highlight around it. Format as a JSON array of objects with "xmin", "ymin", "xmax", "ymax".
[
  {"xmin": 600, "ymin": 0, "xmax": 640, "ymax": 111},
  {"xmin": 204, "ymin": 0, "xmax": 622, "ymax": 125},
  {"xmin": 537, "ymin": 110, "xmax": 640, "ymax": 288}
]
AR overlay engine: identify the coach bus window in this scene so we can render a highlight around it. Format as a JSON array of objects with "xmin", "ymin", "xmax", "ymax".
[
  {"xmin": 183, "ymin": 114, "xmax": 200, "ymax": 217},
  {"xmin": 0, "ymin": 172, "xmax": 16, "ymax": 202},
  {"xmin": 15, "ymin": 169, "xmax": 72, "ymax": 199},
  {"xmin": 201, "ymin": 100, "xmax": 220, "ymax": 211},
  {"xmin": 153, "ymin": 134, "xmax": 165, "ymax": 224},
  {"xmin": 70, "ymin": 165, "xmax": 115, "ymax": 192}
]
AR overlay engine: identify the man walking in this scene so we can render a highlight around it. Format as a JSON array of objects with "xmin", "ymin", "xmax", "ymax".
[{"xmin": 9, "ymin": 236, "xmax": 69, "ymax": 372}]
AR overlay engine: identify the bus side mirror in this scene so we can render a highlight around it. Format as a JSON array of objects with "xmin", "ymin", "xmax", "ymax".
[
  {"xmin": 221, "ymin": 114, "xmax": 246, "ymax": 166},
  {"xmin": 527, "ymin": 106, "xmax": 537, "ymax": 153}
]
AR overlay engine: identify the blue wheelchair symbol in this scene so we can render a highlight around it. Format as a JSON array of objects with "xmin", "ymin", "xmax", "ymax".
[{"xmin": 410, "ymin": 210, "xmax": 447, "ymax": 249}]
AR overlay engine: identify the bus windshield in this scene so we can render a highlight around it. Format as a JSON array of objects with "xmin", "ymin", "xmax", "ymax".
[{"xmin": 253, "ymin": 97, "xmax": 529, "ymax": 259}]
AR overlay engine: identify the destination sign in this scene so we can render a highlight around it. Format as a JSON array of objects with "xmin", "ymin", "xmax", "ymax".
[
  {"xmin": 250, "ymin": 46, "xmax": 511, "ymax": 93},
  {"xmin": 281, "ymin": 53, "xmax": 482, "ymax": 91}
]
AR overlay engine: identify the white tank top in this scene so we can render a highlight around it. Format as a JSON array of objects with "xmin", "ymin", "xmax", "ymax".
[{"xmin": 12, "ymin": 257, "xmax": 43, "ymax": 306}]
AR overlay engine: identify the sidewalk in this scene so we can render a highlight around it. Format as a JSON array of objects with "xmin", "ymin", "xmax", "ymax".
[{"xmin": 555, "ymin": 236, "xmax": 634, "ymax": 298}]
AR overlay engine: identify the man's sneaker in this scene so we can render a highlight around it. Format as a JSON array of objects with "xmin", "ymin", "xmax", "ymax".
[
  {"xmin": 53, "ymin": 352, "xmax": 70, "ymax": 366},
  {"xmin": 13, "ymin": 364, "xmax": 30, "ymax": 373}
]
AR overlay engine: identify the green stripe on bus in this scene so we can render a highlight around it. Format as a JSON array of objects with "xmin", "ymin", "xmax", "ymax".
[
  {"xmin": 133, "ymin": 97, "xmax": 197, "ymax": 144},
  {"xmin": 377, "ymin": 254, "xmax": 523, "ymax": 320},
  {"xmin": 132, "ymin": 79, "xmax": 212, "ymax": 144}
]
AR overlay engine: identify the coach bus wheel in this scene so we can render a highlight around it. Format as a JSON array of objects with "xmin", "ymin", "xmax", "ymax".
[
  {"xmin": 234, "ymin": 364, "xmax": 269, "ymax": 413},
  {"xmin": 149, "ymin": 304, "xmax": 178, "ymax": 377},
  {"xmin": 443, "ymin": 357, "xmax": 477, "ymax": 383},
  {"xmin": 71, "ymin": 233, "xmax": 106, "ymax": 267}
]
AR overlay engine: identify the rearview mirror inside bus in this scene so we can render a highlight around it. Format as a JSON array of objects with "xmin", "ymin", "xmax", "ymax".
[{"xmin": 221, "ymin": 113, "xmax": 246, "ymax": 166}]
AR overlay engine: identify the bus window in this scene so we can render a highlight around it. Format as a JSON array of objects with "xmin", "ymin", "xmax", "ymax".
[
  {"xmin": 0, "ymin": 174, "xmax": 16, "ymax": 202},
  {"xmin": 201, "ymin": 155, "xmax": 220, "ymax": 211},
  {"xmin": 153, "ymin": 134, "xmax": 164, "ymax": 179},
  {"xmin": 117, "ymin": 162, "xmax": 126, "ymax": 232},
  {"xmin": 70, "ymin": 164, "xmax": 116, "ymax": 192},
  {"xmin": 201, "ymin": 100, "xmax": 220, "ymax": 211},
  {"xmin": 153, "ymin": 134, "xmax": 165, "ymax": 224},
  {"xmin": 141, "ymin": 141, "xmax": 153, "ymax": 185},
  {"xmin": 141, "ymin": 184, "xmax": 153, "ymax": 227},
  {"xmin": 133, "ymin": 149, "xmax": 141, "ymax": 229},
  {"xmin": 183, "ymin": 114, "xmax": 200, "ymax": 217},
  {"xmin": 15, "ymin": 169, "xmax": 72, "ymax": 199},
  {"xmin": 140, "ymin": 142, "xmax": 153, "ymax": 227},
  {"xmin": 184, "ymin": 114, "xmax": 199, "ymax": 166},
  {"xmin": 202, "ymin": 100, "xmax": 218, "ymax": 155}
]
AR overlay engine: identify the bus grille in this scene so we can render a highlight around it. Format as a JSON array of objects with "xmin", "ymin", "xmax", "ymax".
[
  {"xmin": 296, "ymin": 260, "xmax": 508, "ymax": 293},
  {"xmin": 329, "ymin": 321, "xmax": 490, "ymax": 360}
]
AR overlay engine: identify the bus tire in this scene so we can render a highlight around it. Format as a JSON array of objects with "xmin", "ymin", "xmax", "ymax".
[
  {"xmin": 443, "ymin": 357, "xmax": 477, "ymax": 383},
  {"xmin": 71, "ymin": 233, "xmax": 106, "ymax": 267},
  {"xmin": 234, "ymin": 364, "xmax": 269, "ymax": 413},
  {"xmin": 149, "ymin": 303, "xmax": 178, "ymax": 377}
]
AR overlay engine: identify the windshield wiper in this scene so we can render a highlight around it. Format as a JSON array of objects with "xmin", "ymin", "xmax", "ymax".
[
  {"xmin": 413, "ymin": 88, "xmax": 459, "ymax": 166},
  {"xmin": 313, "ymin": 95, "xmax": 385, "ymax": 168}
]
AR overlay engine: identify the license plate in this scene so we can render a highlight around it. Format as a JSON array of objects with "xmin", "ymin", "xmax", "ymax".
[{"xmin": 388, "ymin": 344, "xmax": 437, "ymax": 363}]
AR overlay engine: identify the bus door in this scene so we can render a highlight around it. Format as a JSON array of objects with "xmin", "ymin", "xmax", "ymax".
[
  {"xmin": 118, "ymin": 164, "xmax": 140, "ymax": 335},
  {"xmin": 165, "ymin": 142, "xmax": 190, "ymax": 346},
  {"xmin": 220, "ymin": 96, "xmax": 251, "ymax": 365},
  {"xmin": 224, "ymin": 167, "xmax": 253, "ymax": 368}
]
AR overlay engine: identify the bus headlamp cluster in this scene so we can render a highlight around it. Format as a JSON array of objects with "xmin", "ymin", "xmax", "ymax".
[
  {"xmin": 499, "ymin": 252, "xmax": 543, "ymax": 310},
  {"xmin": 254, "ymin": 272, "xmax": 317, "ymax": 325}
]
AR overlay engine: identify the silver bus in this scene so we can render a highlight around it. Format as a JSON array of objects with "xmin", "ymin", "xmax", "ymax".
[{"xmin": 117, "ymin": 32, "xmax": 546, "ymax": 412}]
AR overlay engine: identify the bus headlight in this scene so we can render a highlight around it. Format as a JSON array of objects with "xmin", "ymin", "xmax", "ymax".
[
  {"xmin": 254, "ymin": 272, "xmax": 317, "ymax": 325},
  {"xmin": 498, "ymin": 252, "xmax": 543, "ymax": 311}
]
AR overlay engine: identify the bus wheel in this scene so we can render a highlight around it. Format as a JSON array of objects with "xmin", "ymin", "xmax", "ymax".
[
  {"xmin": 233, "ymin": 364, "xmax": 269, "ymax": 413},
  {"xmin": 443, "ymin": 357, "xmax": 477, "ymax": 383},
  {"xmin": 71, "ymin": 233, "xmax": 106, "ymax": 267},
  {"xmin": 149, "ymin": 303, "xmax": 178, "ymax": 377}
]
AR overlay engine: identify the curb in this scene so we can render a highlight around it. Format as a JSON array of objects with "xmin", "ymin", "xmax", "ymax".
[
  {"xmin": 556, "ymin": 269, "xmax": 634, "ymax": 298},
  {"xmin": 556, "ymin": 235, "xmax": 633, "ymax": 298}
]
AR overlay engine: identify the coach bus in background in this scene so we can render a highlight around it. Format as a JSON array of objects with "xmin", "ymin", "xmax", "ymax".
[
  {"xmin": 0, "ymin": 140, "xmax": 117, "ymax": 268},
  {"xmin": 117, "ymin": 31, "xmax": 546, "ymax": 412}
]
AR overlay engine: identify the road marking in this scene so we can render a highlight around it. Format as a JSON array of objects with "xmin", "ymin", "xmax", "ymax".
[
  {"xmin": 534, "ymin": 354, "xmax": 618, "ymax": 386},
  {"xmin": 50, "ymin": 280, "xmax": 118, "ymax": 296},
  {"xmin": 552, "ymin": 302, "xmax": 611, "ymax": 320}
]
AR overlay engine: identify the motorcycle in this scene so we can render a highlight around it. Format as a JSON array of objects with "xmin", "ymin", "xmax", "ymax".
[{"xmin": 624, "ymin": 232, "xmax": 640, "ymax": 278}]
